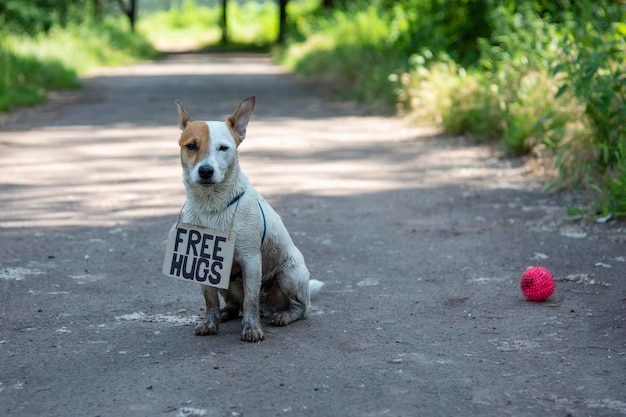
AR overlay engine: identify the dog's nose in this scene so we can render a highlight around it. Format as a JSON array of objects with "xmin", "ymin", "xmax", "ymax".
[{"xmin": 198, "ymin": 165, "xmax": 214, "ymax": 179}]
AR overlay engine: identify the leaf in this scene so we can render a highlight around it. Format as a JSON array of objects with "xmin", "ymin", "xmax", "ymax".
[
  {"xmin": 556, "ymin": 84, "xmax": 569, "ymax": 98},
  {"xmin": 551, "ymin": 62, "xmax": 565, "ymax": 76}
]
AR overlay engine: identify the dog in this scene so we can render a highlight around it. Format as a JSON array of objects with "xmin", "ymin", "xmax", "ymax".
[{"xmin": 174, "ymin": 96, "xmax": 322, "ymax": 342}]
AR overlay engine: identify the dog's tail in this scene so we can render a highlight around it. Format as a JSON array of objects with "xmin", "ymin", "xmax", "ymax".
[{"xmin": 309, "ymin": 279, "xmax": 324, "ymax": 298}]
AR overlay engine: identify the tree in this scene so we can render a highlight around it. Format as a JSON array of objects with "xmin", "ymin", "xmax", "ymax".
[
  {"xmin": 221, "ymin": 0, "xmax": 228, "ymax": 43},
  {"xmin": 114, "ymin": 0, "xmax": 137, "ymax": 31},
  {"xmin": 219, "ymin": 0, "xmax": 288, "ymax": 45},
  {"xmin": 277, "ymin": 0, "xmax": 288, "ymax": 43}
]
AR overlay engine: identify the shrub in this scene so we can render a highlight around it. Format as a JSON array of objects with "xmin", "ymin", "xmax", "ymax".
[
  {"xmin": 549, "ymin": 6, "xmax": 626, "ymax": 215},
  {"xmin": 392, "ymin": 1, "xmax": 625, "ymax": 217},
  {"xmin": 280, "ymin": 0, "xmax": 626, "ymax": 216},
  {"xmin": 394, "ymin": 51, "xmax": 502, "ymax": 137},
  {"xmin": 279, "ymin": 3, "xmax": 403, "ymax": 109},
  {"xmin": 1, "ymin": 16, "xmax": 156, "ymax": 111},
  {"xmin": 0, "ymin": 36, "xmax": 78, "ymax": 110}
]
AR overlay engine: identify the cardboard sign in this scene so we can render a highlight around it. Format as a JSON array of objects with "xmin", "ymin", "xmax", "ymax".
[{"xmin": 162, "ymin": 222, "xmax": 235, "ymax": 289}]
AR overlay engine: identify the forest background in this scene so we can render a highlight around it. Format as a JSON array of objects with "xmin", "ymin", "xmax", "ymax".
[{"xmin": 1, "ymin": 0, "xmax": 624, "ymax": 217}]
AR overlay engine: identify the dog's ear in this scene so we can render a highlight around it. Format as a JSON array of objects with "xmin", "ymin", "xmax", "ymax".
[
  {"xmin": 175, "ymin": 100, "xmax": 193, "ymax": 131},
  {"xmin": 227, "ymin": 96, "xmax": 255, "ymax": 146}
]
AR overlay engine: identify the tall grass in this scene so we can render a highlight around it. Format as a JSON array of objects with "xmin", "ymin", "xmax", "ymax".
[
  {"xmin": 0, "ymin": 36, "xmax": 77, "ymax": 110},
  {"xmin": 0, "ymin": 17, "xmax": 156, "ymax": 111},
  {"xmin": 277, "ymin": 3, "xmax": 402, "ymax": 110},
  {"xmin": 278, "ymin": 0, "xmax": 626, "ymax": 217},
  {"xmin": 11, "ymin": 18, "xmax": 156, "ymax": 73}
]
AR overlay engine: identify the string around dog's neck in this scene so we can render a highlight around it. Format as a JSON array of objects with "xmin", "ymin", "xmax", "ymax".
[{"xmin": 177, "ymin": 190, "xmax": 245, "ymax": 240}]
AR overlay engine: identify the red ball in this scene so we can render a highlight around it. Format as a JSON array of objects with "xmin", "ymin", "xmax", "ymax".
[{"xmin": 520, "ymin": 267, "xmax": 555, "ymax": 302}]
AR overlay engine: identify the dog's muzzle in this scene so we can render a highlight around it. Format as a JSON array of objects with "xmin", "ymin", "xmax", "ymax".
[{"xmin": 197, "ymin": 165, "xmax": 215, "ymax": 184}]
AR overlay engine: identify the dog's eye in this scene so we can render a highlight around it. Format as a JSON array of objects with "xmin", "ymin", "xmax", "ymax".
[
  {"xmin": 185, "ymin": 142, "xmax": 198, "ymax": 151},
  {"xmin": 218, "ymin": 145, "xmax": 230, "ymax": 152}
]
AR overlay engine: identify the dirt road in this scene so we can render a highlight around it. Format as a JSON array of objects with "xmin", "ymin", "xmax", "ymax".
[{"xmin": 1, "ymin": 52, "xmax": 625, "ymax": 417}]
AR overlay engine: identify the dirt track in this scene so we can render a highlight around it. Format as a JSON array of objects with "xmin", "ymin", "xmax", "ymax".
[{"xmin": 1, "ymin": 52, "xmax": 625, "ymax": 417}]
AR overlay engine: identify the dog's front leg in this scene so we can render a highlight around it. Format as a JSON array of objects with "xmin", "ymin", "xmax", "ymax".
[
  {"xmin": 195, "ymin": 285, "xmax": 220, "ymax": 336},
  {"xmin": 240, "ymin": 256, "xmax": 264, "ymax": 342}
]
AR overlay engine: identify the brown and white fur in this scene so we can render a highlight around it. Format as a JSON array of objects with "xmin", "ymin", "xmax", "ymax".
[{"xmin": 175, "ymin": 96, "xmax": 322, "ymax": 342}]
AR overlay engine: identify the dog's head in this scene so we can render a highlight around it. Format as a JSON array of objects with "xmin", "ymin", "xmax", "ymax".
[{"xmin": 175, "ymin": 97, "xmax": 255, "ymax": 186}]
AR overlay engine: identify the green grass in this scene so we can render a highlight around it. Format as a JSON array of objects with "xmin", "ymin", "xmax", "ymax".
[
  {"xmin": 276, "ymin": 3, "xmax": 401, "ymax": 110},
  {"xmin": 0, "ymin": 37, "xmax": 78, "ymax": 110},
  {"xmin": 138, "ymin": 0, "xmax": 279, "ymax": 50},
  {"xmin": 276, "ymin": 0, "xmax": 626, "ymax": 217},
  {"xmin": 137, "ymin": 1, "xmax": 221, "ymax": 50},
  {"xmin": 1, "ymin": 0, "xmax": 280, "ymax": 112},
  {"xmin": 1, "ymin": 17, "xmax": 157, "ymax": 111}
]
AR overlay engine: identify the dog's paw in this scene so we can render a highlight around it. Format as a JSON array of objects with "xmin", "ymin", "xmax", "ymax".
[
  {"xmin": 269, "ymin": 311, "xmax": 293, "ymax": 326},
  {"xmin": 241, "ymin": 324, "xmax": 264, "ymax": 342},
  {"xmin": 195, "ymin": 321, "xmax": 218, "ymax": 336}
]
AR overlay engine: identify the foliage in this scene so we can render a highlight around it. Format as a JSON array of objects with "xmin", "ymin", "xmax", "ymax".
[
  {"xmin": 14, "ymin": 17, "xmax": 156, "ymax": 73},
  {"xmin": 278, "ymin": 2, "xmax": 404, "ymax": 109},
  {"xmin": 395, "ymin": 3, "xmax": 570, "ymax": 151},
  {"xmin": 2, "ymin": 0, "xmax": 624, "ymax": 216},
  {"xmin": 0, "ymin": 14, "xmax": 156, "ymax": 111},
  {"xmin": 278, "ymin": 0, "xmax": 626, "ymax": 217},
  {"xmin": 137, "ymin": 0, "xmax": 221, "ymax": 48},
  {"xmin": 0, "ymin": 0, "xmax": 94, "ymax": 34},
  {"xmin": 231, "ymin": 1, "xmax": 279, "ymax": 45},
  {"xmin": 549, "ymin": 5, "xmax": 626, "ymax": 215},
  {"xmin": 0, "ymin": 35, "xmax": 78, "ymax": 110},
  {"xmin": 138, "ymin": 0, "xmax": 279, "ymax": 49},
  {"xmin": 380, "ymin": 0, "xmax": 491, "ymax": 65}
]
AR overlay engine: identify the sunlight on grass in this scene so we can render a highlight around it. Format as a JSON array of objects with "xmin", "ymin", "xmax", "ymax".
[
  {"xmin": 138, "ymin": 0, "xmax": 279, "ymax": 51},
  {"xmin": 0, "ymin": 17, "xmax": 156, "ymax": 111}
]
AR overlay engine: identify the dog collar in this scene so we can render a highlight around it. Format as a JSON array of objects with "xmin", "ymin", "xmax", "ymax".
[
  {"xmin": 225, "ymin": 191, "xmax": 266, "ymax": 244},
  {"xmin": 258, "ymin": 201, "xmax": 267, "ymax": 244},
  {"xmin": 227, "ymin": 191, "xmax": 245, "ymax": 208}
]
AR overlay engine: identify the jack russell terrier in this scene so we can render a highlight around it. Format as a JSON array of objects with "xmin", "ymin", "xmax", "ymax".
[{"xmin": 174, "ymin": 96, "xmax": 322, "ymax": 342}]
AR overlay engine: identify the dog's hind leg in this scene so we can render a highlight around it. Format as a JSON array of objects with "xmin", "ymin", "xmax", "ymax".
[
  {"xmin": 220, "ymin": 270, "xmax": 243, "ymax": 322},
  {"xmin": 195, "ymin": 286, "xmax": 221, "ymax": 336},
  {"xmin": 268, "ymin": 264, "xmax": 310, "ymax": 326}
]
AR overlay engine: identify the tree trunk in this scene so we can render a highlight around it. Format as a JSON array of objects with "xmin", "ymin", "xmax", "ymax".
[
  {"xmin": 115, "ymin": 0, "xmax": 137, "ymax": 31},
  {"xmin": 128, "ymin": 0, "xmax": 136, "ymax": 31},
  {"xmin": 93, "ymin": 0, "xmax": 102, "ymax": 17},
  {"xmin": 221, "ymin": 0, "xmax": 228, "ymax": 44},
  {"xmin": 277, "ymin": 0, "xmax": 288, "ymax": 44}
]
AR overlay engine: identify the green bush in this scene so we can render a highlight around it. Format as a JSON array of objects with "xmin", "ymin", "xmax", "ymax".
[
  {"xmin": 279, "ymin": 3, "xmax": 404, "ymax": 109},
  {"xmin": 396, "ymin": 4, "xmax": 567, "ymax": 152},
  {"xmin": 550, "ymin": 7, "xmax": 626, "ymax": 215},
  {"xmin": 478, "ymin": 4, "xmax": 564, "ymax": 153},
  {"xmin": 1, "ymin": 17, "xmax": 156, "ymax": 111},
  {"xmin": 18, "ymin": 17, "xmax": 156, "ymax": 73},
  {"xmin": 393, "ymin": 51, "xmax": 502, "ymax": 135},
  {"xmin": 0, "ymin": 36, "xmax": 78, "ymax": 110},
  {"xmin": 279, "ymin": 0, "xmax": 626, "ymax": 217}
]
